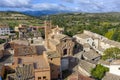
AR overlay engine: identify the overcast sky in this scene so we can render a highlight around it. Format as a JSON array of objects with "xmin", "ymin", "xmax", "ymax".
[{"xmin": 0, "ymin": 0, "xmax": 120, "ymax": 12}]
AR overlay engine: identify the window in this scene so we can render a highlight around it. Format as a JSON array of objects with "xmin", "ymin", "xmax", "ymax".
[
  {"xmin": 63, "ymin": 49, "xmax": 67, "ymax": 55},
  {"xmin": 87, "ymin": 39, "xmax": 89, "ymax": 42},
  {"xmin": 51, "ymin": 58, "xmax": 53, "ymax": 61},
  {"xmin": 90, "ymin": 47, "xmax": 92, "ymax": 49},
  {"xmin": 58, "ymin": 74, "xmax": 60, "ymax": 78},
  {"xmin": 83, "ymin": 50, "xmax": 85, "ymax": 52},
  {"xmin": 92, "ymin": 42, "xmax": 95, "ymax": 46},
  {"xmin": 43, "ymin": 76, "xmax": 46, "ymax": 79},
  {"xmin": 52, "ymin": 36, "xmax": 54, "ymax": 39},
  {"xmin": 118, "ymin": 68, "xmax": 120, "ymax": 70},
  {"xmin": 18, "ymin": 58, "xmax": 22, "ymax": 64},
  {"xmin": 52, "ymin": 70, "xmax": 54, "ymax": 72},
  {"xmin": 34, "ymin": 63, "xmax": 37, "ymax": 69},
  {"xmin": 38, "ymin": 77, "xmax": 41, "ymax": 80},
  {"xmin": 64, "ymin": 39, "xmax": 66, "ymax": 42}
]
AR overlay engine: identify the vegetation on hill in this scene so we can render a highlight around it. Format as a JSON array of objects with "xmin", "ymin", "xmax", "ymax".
[
  {"xmin": 102, "ymin": 47, "xmax": 120, "ymax": 60},
  {"xmin": 1, "ymin": 12, "xmax": 120, "ymax": 43},
  {"xmin": 91, "ymin": 64, "xmax": 109, "ymax": 80},
  {"xmin": 0, "ymin": 11, "xmax": 43, "ymax": 28},
  {"xmin": 41, "ymin": 13, "xmax": 120, "ymax": 42}
]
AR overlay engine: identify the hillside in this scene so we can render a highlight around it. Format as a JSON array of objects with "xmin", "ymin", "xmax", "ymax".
[
  {"xmin": 0, "ymin": 11, "xmax": 43, "ymax": 29},
  {"xmin": 22, "ymin": 10, "xmax": 65, "ymax": 16},
  {"xmin": 40, "ymin": 12, "xmax": 120, "ymax": 42},
  {"xmin": 1, "ymin": 11, "xmax": 120, "ymax": 42}
]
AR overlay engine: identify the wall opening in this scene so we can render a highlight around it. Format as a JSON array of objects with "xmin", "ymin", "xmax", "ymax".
[
  {"xmin": 63, "ymin": 49, "xmax": 67, "ymax": 55},
  {"xmin": 38, "ymin": 77, "xmax": 41, "ymax": 80}
]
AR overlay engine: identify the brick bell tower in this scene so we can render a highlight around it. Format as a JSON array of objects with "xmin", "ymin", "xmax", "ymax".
[{"xmin": 44, "ymin": 20, "xmax": 52, "ymax": 49}]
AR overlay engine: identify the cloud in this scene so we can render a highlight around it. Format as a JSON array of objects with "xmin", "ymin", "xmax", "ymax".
[
  {"xmin": 62, "ymin": 0, "xmax": 74, "ymax": 3},
  {"xmin": 75, "ymin": 0, "xmax": 104, "ymax": 12},
  {"xmin": 73, "ymin": 0, "xmax": 119, "ymax": 12},
  {"xmin": 0, "ymin": 0, "xmax": 69, "ymax": 11},
  {"xmin": 0, "ymin": 0, "xmax": 32, "ymax": 8},
  {"xmin": 0, "ymin": 0, "xmax": 120, "ymax": 12},
  {"xmin": 32, "ymin": 3, "xmax": 68, "ymax": 11},
  {"xmin": 62, "ymin": 0, "xmax": 120, "ymax": 12}
]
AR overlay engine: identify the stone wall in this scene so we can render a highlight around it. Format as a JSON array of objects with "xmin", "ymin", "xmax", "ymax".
[
  {"xmin": 48, "ymin": 57, "xmax": 61, "ymax": 79},
  {"xmin": 57, "ymin": 39, "xmax": 75, "ymax": 56}
]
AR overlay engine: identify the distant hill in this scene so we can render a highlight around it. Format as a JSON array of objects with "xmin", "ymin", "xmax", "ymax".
[
  {"xmin": 21, "ymin": 10, "xmax": 73, "ymax": 16},
  {"xmin": 0, "ymin": 11, "xmax": 34, "ymax": 20},
  {"xmin": 0, "ymin": 11, "xmax": 43, "ymax": 27}
]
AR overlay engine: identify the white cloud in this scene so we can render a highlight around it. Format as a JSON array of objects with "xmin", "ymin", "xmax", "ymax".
[
  {"xmin": 0, "ymin": 0, "xmax": 31, "ymax": 8},
  {"xmin": 0, "ymin": 0, "xmax": 120, "ymax": 12},
  {"xmin": 62, "ymin": 0, "xmax": 120, "ymax": 12},
  {"xmin": 0, "ymin": 0, "xmax": 69, "ymax": 11},
  {"xmin": 32, "ymin": 3, "xmax": 68, "ymax": 11}
]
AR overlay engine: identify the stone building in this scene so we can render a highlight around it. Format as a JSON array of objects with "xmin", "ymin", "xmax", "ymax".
[
  {"xmin": 0, "ymin": 21, "xmax": 76, "ymax": 80},
  {"xmin": 44, "ymin": 21, "xmax": 75, "ymax": 57},
  {"xmin": 8, "ymin": 53, "xmax": 51, "ymax": 80},
  {"xmin": 45, "ymin": 51, "xmax": 61, "ymax": 79},
  {"xmin": 98, "ymin": 60, "xmax": 120, "ymax": 80},
  {"xmin": 7, "ymin": 64, "xmax": 34, "ymax": 80},
  {"xmin": 109, "ymin": 60, "xmax": 120, "ymax": 76},
  {"xmin": 73, "ymin": 30, "xmax": 120, "ymax": 55},
  {"xmin": 0, "ymin": 50, "xmax": 4, "ymax": 59},
  {"xmin": 15, "ymin": 24, "xmax": 41, "ymax": 40},
  {"xmin": 0, "ymin": 24, "xmax": 11, "ymax": 35},
  {"xmin": 44, "ymin": 21, "xmax": 75, "ymax": 79},
  {"xmin": 0, "ymin": 64, "xmax": 5, "ymax": 79},
  {"xmin": 4, "ymin": 41, "xmax": 51, "ymax": 80}
]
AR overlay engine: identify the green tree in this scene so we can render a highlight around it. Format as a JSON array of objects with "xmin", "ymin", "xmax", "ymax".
[
  {"xmin": 105, "ymin": 29, "xmax": 115, "ymax": 39},
  {"xmin": 8, "ymin": 22, "xmax": 18, "ymax": 30},
  {"xmin": 15, "ymin": 32, "xmax": 19, "ymax": 39},
  {"xmin": 91, "ymin": 64, "xmax": 109, "ymax": 80},
  {"xmin": 102, "ymin": 47, "xmax": 120, "ymax": 60},
  {"xmin": 0, "ymin": 39, "xmax": 6, "ymax": 44}
]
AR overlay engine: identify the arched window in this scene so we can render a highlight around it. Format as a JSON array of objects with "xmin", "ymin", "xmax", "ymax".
[{"xmin": 63, "ymin": 49, "xmax": 67, "ymax": 55}]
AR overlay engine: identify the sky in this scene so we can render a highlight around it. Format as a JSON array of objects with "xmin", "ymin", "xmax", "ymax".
[{"xmin": 0, "ymin": 0, "xmax": 120, "ymax": 12}]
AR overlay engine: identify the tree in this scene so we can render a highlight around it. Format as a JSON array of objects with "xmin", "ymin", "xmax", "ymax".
[
  {"xmin": 0, "ymin": 39, "xmax": 6, "ymax": 44},
  {"xmin": 8, "ymin": 22, "xmax": 18, "ymax": 30},
  {"xmin": 91, "ymin": 64, "xmax": 109, "ymax": 80},
  {"xmin": 105, "ymin": 29, "xmax": 115, "ymax": 39},
  {"xmin": 102, "ymin": 47, "xmax": 120, "ymax": 60}
]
